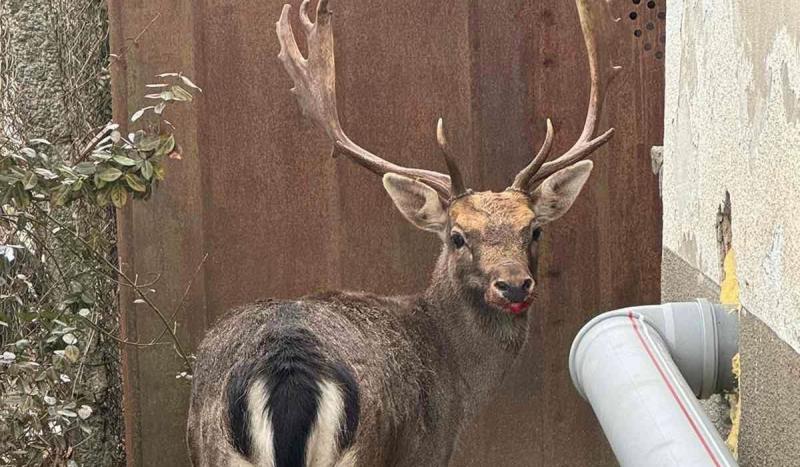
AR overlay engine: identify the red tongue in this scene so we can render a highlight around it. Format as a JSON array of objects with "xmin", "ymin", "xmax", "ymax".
[{"xmin": 507, "ymin": 302, "xmax": 527, "ymax": 314}]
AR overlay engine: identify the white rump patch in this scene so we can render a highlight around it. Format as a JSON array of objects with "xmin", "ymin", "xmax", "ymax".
[
  {"xmin": 305, "ymin": 380, "xmax": 346, "ymax": 467},
  {"xmin": 333, "ymin": 449, "xmax": 358, "ymax": 467},
  {"xmin": 247, "ymin": 380, "xmax": 275, "ymax": 467}
]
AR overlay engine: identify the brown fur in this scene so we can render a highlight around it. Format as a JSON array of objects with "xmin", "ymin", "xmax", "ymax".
[{"xmin": 189, "ymin": 185, "xmax": 590, "ymax": 466}]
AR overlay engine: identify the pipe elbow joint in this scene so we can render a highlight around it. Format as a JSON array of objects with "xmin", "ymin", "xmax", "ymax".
[
  {"xmin": 568, "ymin": 299, "xmax": 739, "ymax": 467},
  {"xmin": 570, "ymin": 299, "xmax": 738, "ymax": 400}
]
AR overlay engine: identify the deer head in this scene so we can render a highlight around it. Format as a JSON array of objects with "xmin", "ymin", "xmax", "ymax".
[{"xmin": 277, "ymin": 0, "xmax": 619, "ymax": 318}]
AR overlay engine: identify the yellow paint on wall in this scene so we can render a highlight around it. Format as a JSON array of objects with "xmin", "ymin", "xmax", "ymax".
[
  {"xmin": 720, "ymin": 249, "xmax": 741, "ymax": 306},
  {"xmin": 720, "ymin": 248, "xmax": 741, "ymax": 458},
  {"xmin": 727, "ymin": 353, "xmax": 741, "ymax": 458}
]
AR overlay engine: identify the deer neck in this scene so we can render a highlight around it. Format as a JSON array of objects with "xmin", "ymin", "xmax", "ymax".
[{"xmin": 422, "ymin": 249, "xmax": 529, "ymax": 417}]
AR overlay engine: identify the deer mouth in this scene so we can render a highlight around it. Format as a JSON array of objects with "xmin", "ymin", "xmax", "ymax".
[
  {"xmin": 504, "ymin": 300, "xmax": 531, "ymax": 315},
  {"xmin": 485, "ymin": 292, "xmax": 532, "ymax": 315}
]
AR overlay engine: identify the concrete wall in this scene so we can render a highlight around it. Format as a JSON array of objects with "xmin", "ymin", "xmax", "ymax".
[{"xmin": 662, "ymin": 0, "xmax": 800, "ymax": 464}]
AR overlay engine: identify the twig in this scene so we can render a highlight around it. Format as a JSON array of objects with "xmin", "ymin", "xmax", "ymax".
[
  {"xmin": 76, "ymin": 314, "xmax": 165, "ymax": 348},
  {"xmin": 150, "ymin": 253, "xmax": 208, "ymax": 344},
  {"xmin": 76, "ymin": 120, "xmax": 114, "ymax": 162},
  {"xmin": 109, "ymin": 13, "xmax": 161, "ymax": 65},
  {"xmin": 71, "ymin": 313, "xmax": 97, "ymax": 398},
  {"xmin": 39, "ymin": 209, "xmax": 194, "ymax": 372},
  {"xmin": 2, "ymin": 213, "xmax": 173, "ymax": 349}
]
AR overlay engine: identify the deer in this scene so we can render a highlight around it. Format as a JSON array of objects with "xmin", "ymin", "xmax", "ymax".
[{"xmin": 187, "ymin": 0, "xmax": 620, "ymax": 466}]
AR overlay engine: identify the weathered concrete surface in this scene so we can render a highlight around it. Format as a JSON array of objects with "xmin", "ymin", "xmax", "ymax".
[
  {"xmin": 663, "ymin": 0, "xmax": 800, "ymax": 351},
  {"xmin": 661, "ymin": 248, "xmax": 720, "ymax": 304},
  {"xmin": 663, "ymin": 0, "xmax": 800, "ymax": 463},
  {"xmin": 739, "ymin": 311, "xmax": 800, "ymax": 467}
]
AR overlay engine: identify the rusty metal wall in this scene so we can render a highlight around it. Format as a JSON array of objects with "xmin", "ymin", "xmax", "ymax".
[{"xmin": 109, "ymin": 1, "xmax": 664, "ymax": 466}]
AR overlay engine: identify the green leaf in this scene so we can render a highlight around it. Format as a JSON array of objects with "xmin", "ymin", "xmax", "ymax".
[
  {"xmin": 112, "ymin": 155, "xmax": 138, "ymax": 166},
  {"xmin": 131, "ymin": 107, "xmax": 153, "ymax": 122},
  {"xmin": 154, "ymin": 165, "xmax": 166, "ymax": 181},
  {"xmin": 90, "ymin": 152, "xmax": 112, "ymax": 161},
  {"xmin": 71, "ymin": 179, "xmax": 84, "ymax": 192},
  {"xmin": 155, "ymin": 134, "xmax": 175, "ymax": 158},
  {"xmin": 34, "ymin": 168, "xmax": 57, "ymax": 180},
  {"xmin": 51, "ymin": 186, "xmax": 70, "ymax": 206},
  {"xmin": 80, "ymin": 291, "xmax": 94, "ymax": 305},
  {"xmin": 74, "ymin": 162, "xmax": 96, "ymax": 175},
  {"xmin": 0, "ymin": 173, "xmax": 17, "ymax": 184},
  {"xmin": 111, "ymin": 185, "xmax": 127, "ymax": 208},
  {"xmin": 147, "ymin": 90, "xmax": 175, "ymax": 101},
  {"xmin": 58, "ymin": 165, "xmax": 77, "ymax": 177},
  {"xmin": 154, "ymin": 101, "xmax": 167, "ymax": 115},
  {"xmin": 22, "ymin": 172, "xmax": 38, "ymax": 190},
  {"xmin": 170, "ymin": 85, "xmax": 193, "ymax": 102},
  {"xmin": 125, "ymin": 173, "xmax": 146, "ymax": 192},
  {"xmin": 141, "ymin": 160, "xmax": 154, "ymax": 180},
  {"xmin": 12, "ymin": 184, "xmax": 27, "ymax": 206},
  {"xmin": 97, "ymin": 167, "xmax": 123, "ymax": 182},
  {"xmin": 137, "ymin": 135, "xmax": 161, "ymax": 152},
  {"xmin": 64, "ymin": 345, "xmax": 80, "ymax": 363},
  {"xmin": 96, "ymin": 188, "xmax": 111, "ymax": 207},
  {"xmin": 180, "ymin": 75, "xmax": 203, "ymax": 92}
]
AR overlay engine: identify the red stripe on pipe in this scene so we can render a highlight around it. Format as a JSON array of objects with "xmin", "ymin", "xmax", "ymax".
[{"xmin": 627, "ymin": 312, "xmax": 722, "ymax": 467}]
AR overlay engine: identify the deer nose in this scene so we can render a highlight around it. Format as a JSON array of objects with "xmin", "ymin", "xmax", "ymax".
[{"xmin": 492, "ymin": 277, "xmax": 533, "ymax": 303}]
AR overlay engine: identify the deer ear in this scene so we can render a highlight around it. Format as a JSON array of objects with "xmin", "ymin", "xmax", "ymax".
[
  {"xmin": 530, "ymin": 160, "xmax": 593, "ymax": 225},
  {"xmin": 383, "ymin": 173, "xmax": 448, "ymax": 235}
]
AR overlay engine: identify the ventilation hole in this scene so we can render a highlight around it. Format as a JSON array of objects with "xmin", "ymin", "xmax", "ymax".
[
  {"xmin": 634, "ymin": 29, "xmax": 642, "ymax": 38},
  {"xmin": 633, "ymin": 0, "xmax": 641, "ymax": 3},
  {"xmin": 646, "ymin": 22, "xmax": 655, "ymax": 30},
  {"xmin": 644, "ymin": 42, "xmax": 653, "ymax": 51},
  {"xmin": 658, "ymin": 11, "xmax": 666, "ymax": 20},
  {"xmin": 647, "ymin": 0, "xmax": 656, "ymax": 8},
  {"xmin": 629, "ymin": 11, "xmax": 638, "ymax": 20},
  {"xmin": 659, "ymin": 32, "xmax": 667, "ymax": 43},
  {"xmin": 655, "ymin": 51, "xmax": 664, "ymax": 59}
]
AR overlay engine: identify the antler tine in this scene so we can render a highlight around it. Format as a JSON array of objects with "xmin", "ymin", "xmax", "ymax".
[
  {"xmin": 511, "ymin": 118, "xmax": 554, "ymax": 190},
  {"xmin": 515, "ymin": 0, "xmax": 621, "ymax": 191},
  {"xmin": 436, "ymin": 118, "xmax": 468, "ymax": 199},
  {"xmin": 276, "ymin": 0, "xmax": 453, "ymax": 200}
]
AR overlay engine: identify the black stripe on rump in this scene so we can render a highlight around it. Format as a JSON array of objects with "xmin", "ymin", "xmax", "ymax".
[
  {"xmin": 226, "ymin": 328, "xmax": 360, "ymax": 467},
  {"xmin": 330, "ymin": 362, "xmax": 359, "ymax": 451}
]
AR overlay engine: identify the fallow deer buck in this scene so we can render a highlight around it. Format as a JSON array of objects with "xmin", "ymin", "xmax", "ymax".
[{"xmin": 188, "ymin": 0, "xmax": 620, "ymax": 465}]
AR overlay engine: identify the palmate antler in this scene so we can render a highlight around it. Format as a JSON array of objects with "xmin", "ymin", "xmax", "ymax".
[
  {"xmin": 511, "ymin": 0, "xmax": 621, "ymax": 191},
  {"xmin": 276, "ymin": 0, "xmax": 620, "ymax": 200},
  {"xmin": 276, "ymin": 0, "xmax": 455, "ymax": 200}
]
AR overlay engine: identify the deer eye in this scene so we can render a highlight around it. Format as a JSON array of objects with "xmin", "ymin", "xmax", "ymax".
[
  {"xmin": 451, "ymin": 232, "xmax": 466, "ymax": 249},
  {"xmin": 532, "ymin": 228, "xmax": 543, "ymax": 241}
]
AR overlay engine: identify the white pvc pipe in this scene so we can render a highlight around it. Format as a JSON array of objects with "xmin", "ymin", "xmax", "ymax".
[{"xmin": 569, "ymin": 300, "xmax": 738, "ymax": 467}]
